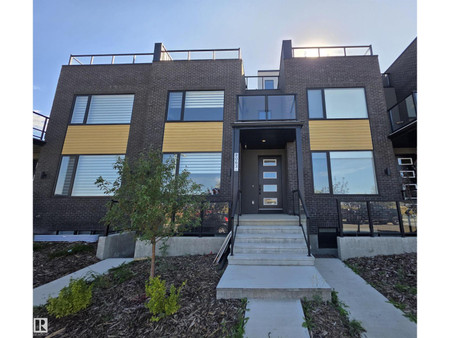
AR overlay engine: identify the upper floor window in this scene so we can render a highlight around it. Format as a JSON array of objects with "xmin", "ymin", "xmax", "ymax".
[
  {"xmin": 238, "ymin": 95, "xmax": 296, "ymax": 121},
  {"xmin": 70, "ymin": 94, "xmax": 134, "ymax": 124},
  {"xmin": 307, "ymin": 88, "xmax": 367, "ymax": 119},
  {"xmin": 167, "ymin": 91, "xmax": 224, "ymax": 121}
]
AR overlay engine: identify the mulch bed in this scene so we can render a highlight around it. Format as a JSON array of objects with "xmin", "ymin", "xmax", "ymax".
[
  {"xmin": 345, "ymin": 253, "xmax": 417, "ymax": 322},
  {"xmin": 33, "ymin": 242, "xmax": 100, "ymax": 288},
  {"xmin": 301, "ymin": 294, "xmax": 365, "ymax": 338},
  {"xmin": 33, "ymin": 255, "xmax": 243, "ymax": 337}
]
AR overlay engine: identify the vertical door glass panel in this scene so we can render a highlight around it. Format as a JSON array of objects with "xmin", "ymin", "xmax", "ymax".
[
  {"xmin": 324, "ymin": 88, "xmax": 368, "ymax": 118},
  {"xmin": 263, "ymin": 198, "xmax": 278, "ymax": 205},
  {"xmin": 312, "ymin": 152, "xmax": 330, "ymax": 193},
  {"xmin": 263, "ymin": 159, "xmax": 277, "ymax": 166},
  {"xmin": 54, "ymin": 156, "xmax": 76, "ymax": 195},
  {"xmin": 330, "ymin": 151, "xmax": 378, "ymax": 194},
  {"xmin": 167, "ymin": 92, "xmax": 183, "ymax": 121},
  {"xmin": 263, "ymin": 172, "xmax": 277, "ymax": 179},
  {"xmin": 70, "ymin": 96, "xmax": 88, "ymax": 123},
  {"xmin": 184, "ymin": 91, "xmax": 224, "ymax": 121},
  {"xmin": 263, "ymin": 185, "xmax": 277, "ymax": 192},
  {"xmin": 267, "ymin": 95, "xmax": 295, "ymax": 120},
  {"xmin": 307, "ymin": 89, "xmax": 324, "ymax": 118}
]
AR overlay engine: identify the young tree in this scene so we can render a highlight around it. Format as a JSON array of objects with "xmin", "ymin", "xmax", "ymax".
[{"xmin": 96, "ymin": 151, "xmax": 206, "ymax": 278}]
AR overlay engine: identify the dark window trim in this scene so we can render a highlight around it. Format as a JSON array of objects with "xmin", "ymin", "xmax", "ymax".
[
  {"xmin": 162, "ymin": 151, "xmax": 223, "ymax": 191},
  {"xmin": 311, "ymin": 150, "xmax": 379, "ymax": 196},
  {"xmin": 306, "ymin": 87, "xmax": 369, "ymax": 120},
  {"xmin": 69, "ymin": 93, "xmax": 135, "ymax": 126},
  {"xmin": 54, "ymin": 153, "xmax": 125, "ymax": 197},
  {"xmin": 165, "ymin": 90, "xmax": 225, "ymax": 122},
  {"xmin": 236, "ymin": 93, "xmax": 297, "ymax": 121}
]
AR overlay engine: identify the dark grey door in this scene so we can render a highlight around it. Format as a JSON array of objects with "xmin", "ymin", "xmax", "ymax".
[{"xmin": 258, "ymin": 156, "xmax": 283, "ymax": 211}]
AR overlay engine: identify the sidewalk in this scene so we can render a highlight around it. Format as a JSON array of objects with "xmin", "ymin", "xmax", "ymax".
[
  {"xmin": 33, "ymin": 258, "xmax": 133, "ymax": 306},
  {"xmin": 315, "ymin": 258, "xmax": 417, "ymax": 338}
]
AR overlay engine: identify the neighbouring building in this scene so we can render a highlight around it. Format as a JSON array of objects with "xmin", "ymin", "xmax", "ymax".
[{"xmin": 33, "ymin": 39, "xmax": 417, "ymax": 255}]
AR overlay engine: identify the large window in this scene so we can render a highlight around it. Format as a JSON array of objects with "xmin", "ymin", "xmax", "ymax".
[
  {"xmin": 238, "ymin": 95, "xmax": 296, "ymax": 120},
  {"xmin": 70, "ymin": 95, "xmax": 134, "ymax": 124},
  {"xmin": 166, "ymin": 91, "xmax": 224, "ymax": 121},
  {"xmin": 55, "ymin": 155, "xmax": 123, "ymax": 196},
  {"xmin": 307, "ymin": 88, "xmax": 367, "ymax": 119},
  {"xmin": 312, "ymin": 151, "xmax": 378, "ymax": 194},
  {"xmin": 163, "ymin": 152, "xmax": 222, "ymax": 193}
]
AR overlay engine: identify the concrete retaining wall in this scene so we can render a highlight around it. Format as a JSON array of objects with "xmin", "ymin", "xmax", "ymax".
[
  {"xmin": 96, "ymin": 232, "xmax": 136, "ymax": 260},
  {"xmin": 337, "ymin": 237, "xmax": 417, "ymax": 260},
  {"xmin": 134, "ymin": 236, "xmax": 226, "ymax": 258}
]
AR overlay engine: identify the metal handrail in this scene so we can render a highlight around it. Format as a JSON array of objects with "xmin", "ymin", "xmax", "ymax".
[
  {"xmin": 68, "ymin": 53, "xmax": 155, "ymax": 65},
  {"xmin": 230, "ymin": 190, "xmax": 242, "ymax": 256},
  {"xmin": 161, "ymin": 48, "xmax": 241, "ymax": 61},
  {"xmin": 292, "ymin": 189, "xmax": 311, "ymax": 256},
  {"xmin": 33, "ymin": 111, "xmax": 49, "ymax": 141},
  {"xmin": 292, "ymin": 45, "xmax": 372, "ymax": 57},
  {"xmin": 387, "ymin": 92, "xmax": 417, "ymax": 132}
]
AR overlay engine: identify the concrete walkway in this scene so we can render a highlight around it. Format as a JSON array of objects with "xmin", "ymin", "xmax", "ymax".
[
  {"xmin": 33, "ymin": 258, "xmax": 133, "ymax": 306},
  {"xmin": 245, "ymin": 299, "xmax": 309, "ymax": 338},
  {"xmin": 315, "ymin": 258, "xmax": 417, "ymax": 338}
]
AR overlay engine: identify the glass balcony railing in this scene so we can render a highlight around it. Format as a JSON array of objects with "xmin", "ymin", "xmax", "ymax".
[
  {"xmin": 388, "ymin": 92, "xmax": 417, "ymax": 132},
  {"xmin": 238, "ymin": 95, "xmax": 296, "ymax": 121},
  {"xmin": 33, "ymin": 111, "xmax": 49, "ymax": 141}
]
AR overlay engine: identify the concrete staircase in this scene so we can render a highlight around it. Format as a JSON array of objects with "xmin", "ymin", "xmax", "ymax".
[
  {"xmin": 216, "ymin": 214, "xmax": 331, "ymax": 301},
  {"xmin": 228, "ymin": 214, "xmax": 314, "ymax": 266}
]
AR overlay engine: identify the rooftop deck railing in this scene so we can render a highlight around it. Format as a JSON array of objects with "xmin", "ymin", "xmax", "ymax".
[
  {"xmin": 68, "ymin": 53, "xmax": 155, "ymax": 65},
  {"xmin": 68, "ymin": 48, "xmax": 241, "ymax": 65},
  {"xmin": 292, "ymin": 45, "xmax": 373, "ymax": 58},
  {"xmin": 244, "ymin": 75, "xmax": 279, "ymax": 90},
  {"xmin": 388, "ymin": 92, "xmax": 417, "ymax": 132},
  {"xmin": 33, "ymin": 111, "xmax": 49, "ymax": 141},
  {"xmin": 160, "ymin": 48, "xmax": 241, "ymax": 61}
]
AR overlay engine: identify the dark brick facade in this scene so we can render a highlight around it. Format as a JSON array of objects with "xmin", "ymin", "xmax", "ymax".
[
  {"xmin": 279, "ymin": 55, "xmax": 403, "ymax": 235},
  {"xmin": 384, "ymin": 38, "xmax": 417, "ymax": 103},
  {"xmin": 34, "ymin": 42, "xmax": 403, "ymax": 236}
]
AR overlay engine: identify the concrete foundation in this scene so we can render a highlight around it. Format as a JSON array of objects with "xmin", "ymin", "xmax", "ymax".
[
  {"xmin": 337, "ymin": 236, "xmax": 417, "ymax": 260},
  {"xmin": 134, "ymin": 236, "xmax": 226, "ymax": 258},
  {"xmin": 96, "ymin": 232, "xmax": 136, "ymax": 260}
]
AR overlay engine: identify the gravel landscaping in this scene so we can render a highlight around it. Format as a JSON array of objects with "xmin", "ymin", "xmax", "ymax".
[
  {"xmin": 33, "ymin": 242, "xmax": 100, "ymax": 288},
  {"xmin": 33, "ymin": 255, "xmax": 244, "ymax": 337},
  {"xmin": 345, "ymin": 253, "xmax": 417, "ymax": 322}
]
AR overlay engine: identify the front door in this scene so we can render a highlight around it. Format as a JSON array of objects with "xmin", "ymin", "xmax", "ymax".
[{"xmin": 258, "ymin": 156, "xmax": 283, "ymax": 212}]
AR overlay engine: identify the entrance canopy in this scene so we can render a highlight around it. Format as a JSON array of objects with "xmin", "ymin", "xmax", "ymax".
[{"xmin": 240, "ymin": 128, "xmax": 296, "ymax": 149}]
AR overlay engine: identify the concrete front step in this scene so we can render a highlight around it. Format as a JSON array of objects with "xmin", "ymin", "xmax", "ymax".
[
  {"xmin": 217, "ymin": 265, "xmax": 331, "ymax": 301},
  {"xmin": 235, "ymin": 232, "xmax": 306, "ymax": 244},
  {"xmin": 228, "ymin": 253, "xmax": 315, "ymax": 266},
  {"xmin": 237, "ymin": 225, "xmax": 303, "ymax": 234},
  {"xmin": 234, "ymin": 242, "xmax": 308, "ymax": 254},
  {"xmin": 236, "ymin": 214, "xmax": 300, "ymax": 227}
]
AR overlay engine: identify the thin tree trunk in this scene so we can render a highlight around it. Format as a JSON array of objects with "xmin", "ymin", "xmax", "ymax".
[{"xmin": 151, "ymin": 237, "xmax": 156, "ymax": 278}]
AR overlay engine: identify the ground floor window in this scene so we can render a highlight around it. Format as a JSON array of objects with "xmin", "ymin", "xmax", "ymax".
[
  {"xmin": 312, "ymin": 151, "xmax": 378, "ymax": 195},
  {"xmin": 163, "ymin": 152, "xmax": 222, "ymax": 194},
  {"xmin": 55, "ymin": 155, "xmax": 123, "ymax": 196}
]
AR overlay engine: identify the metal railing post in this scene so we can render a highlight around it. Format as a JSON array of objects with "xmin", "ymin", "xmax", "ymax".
[{"xmin": 90, "ymin": 56, "xmax": 94, "ymax": 65}]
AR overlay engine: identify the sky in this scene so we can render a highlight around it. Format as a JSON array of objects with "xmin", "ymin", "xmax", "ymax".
[{"xmin": 33, "ymin": 0, "xmax": 417, "ymax": 117}]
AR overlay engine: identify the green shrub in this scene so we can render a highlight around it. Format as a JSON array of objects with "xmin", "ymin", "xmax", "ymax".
[
  {"xmin": 145, "ymin": 276, "xmax": 185, "ymax": 322},
  {"xmin": 46, "ymin": 278, "xmax": 93, "ymax": 318}
]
